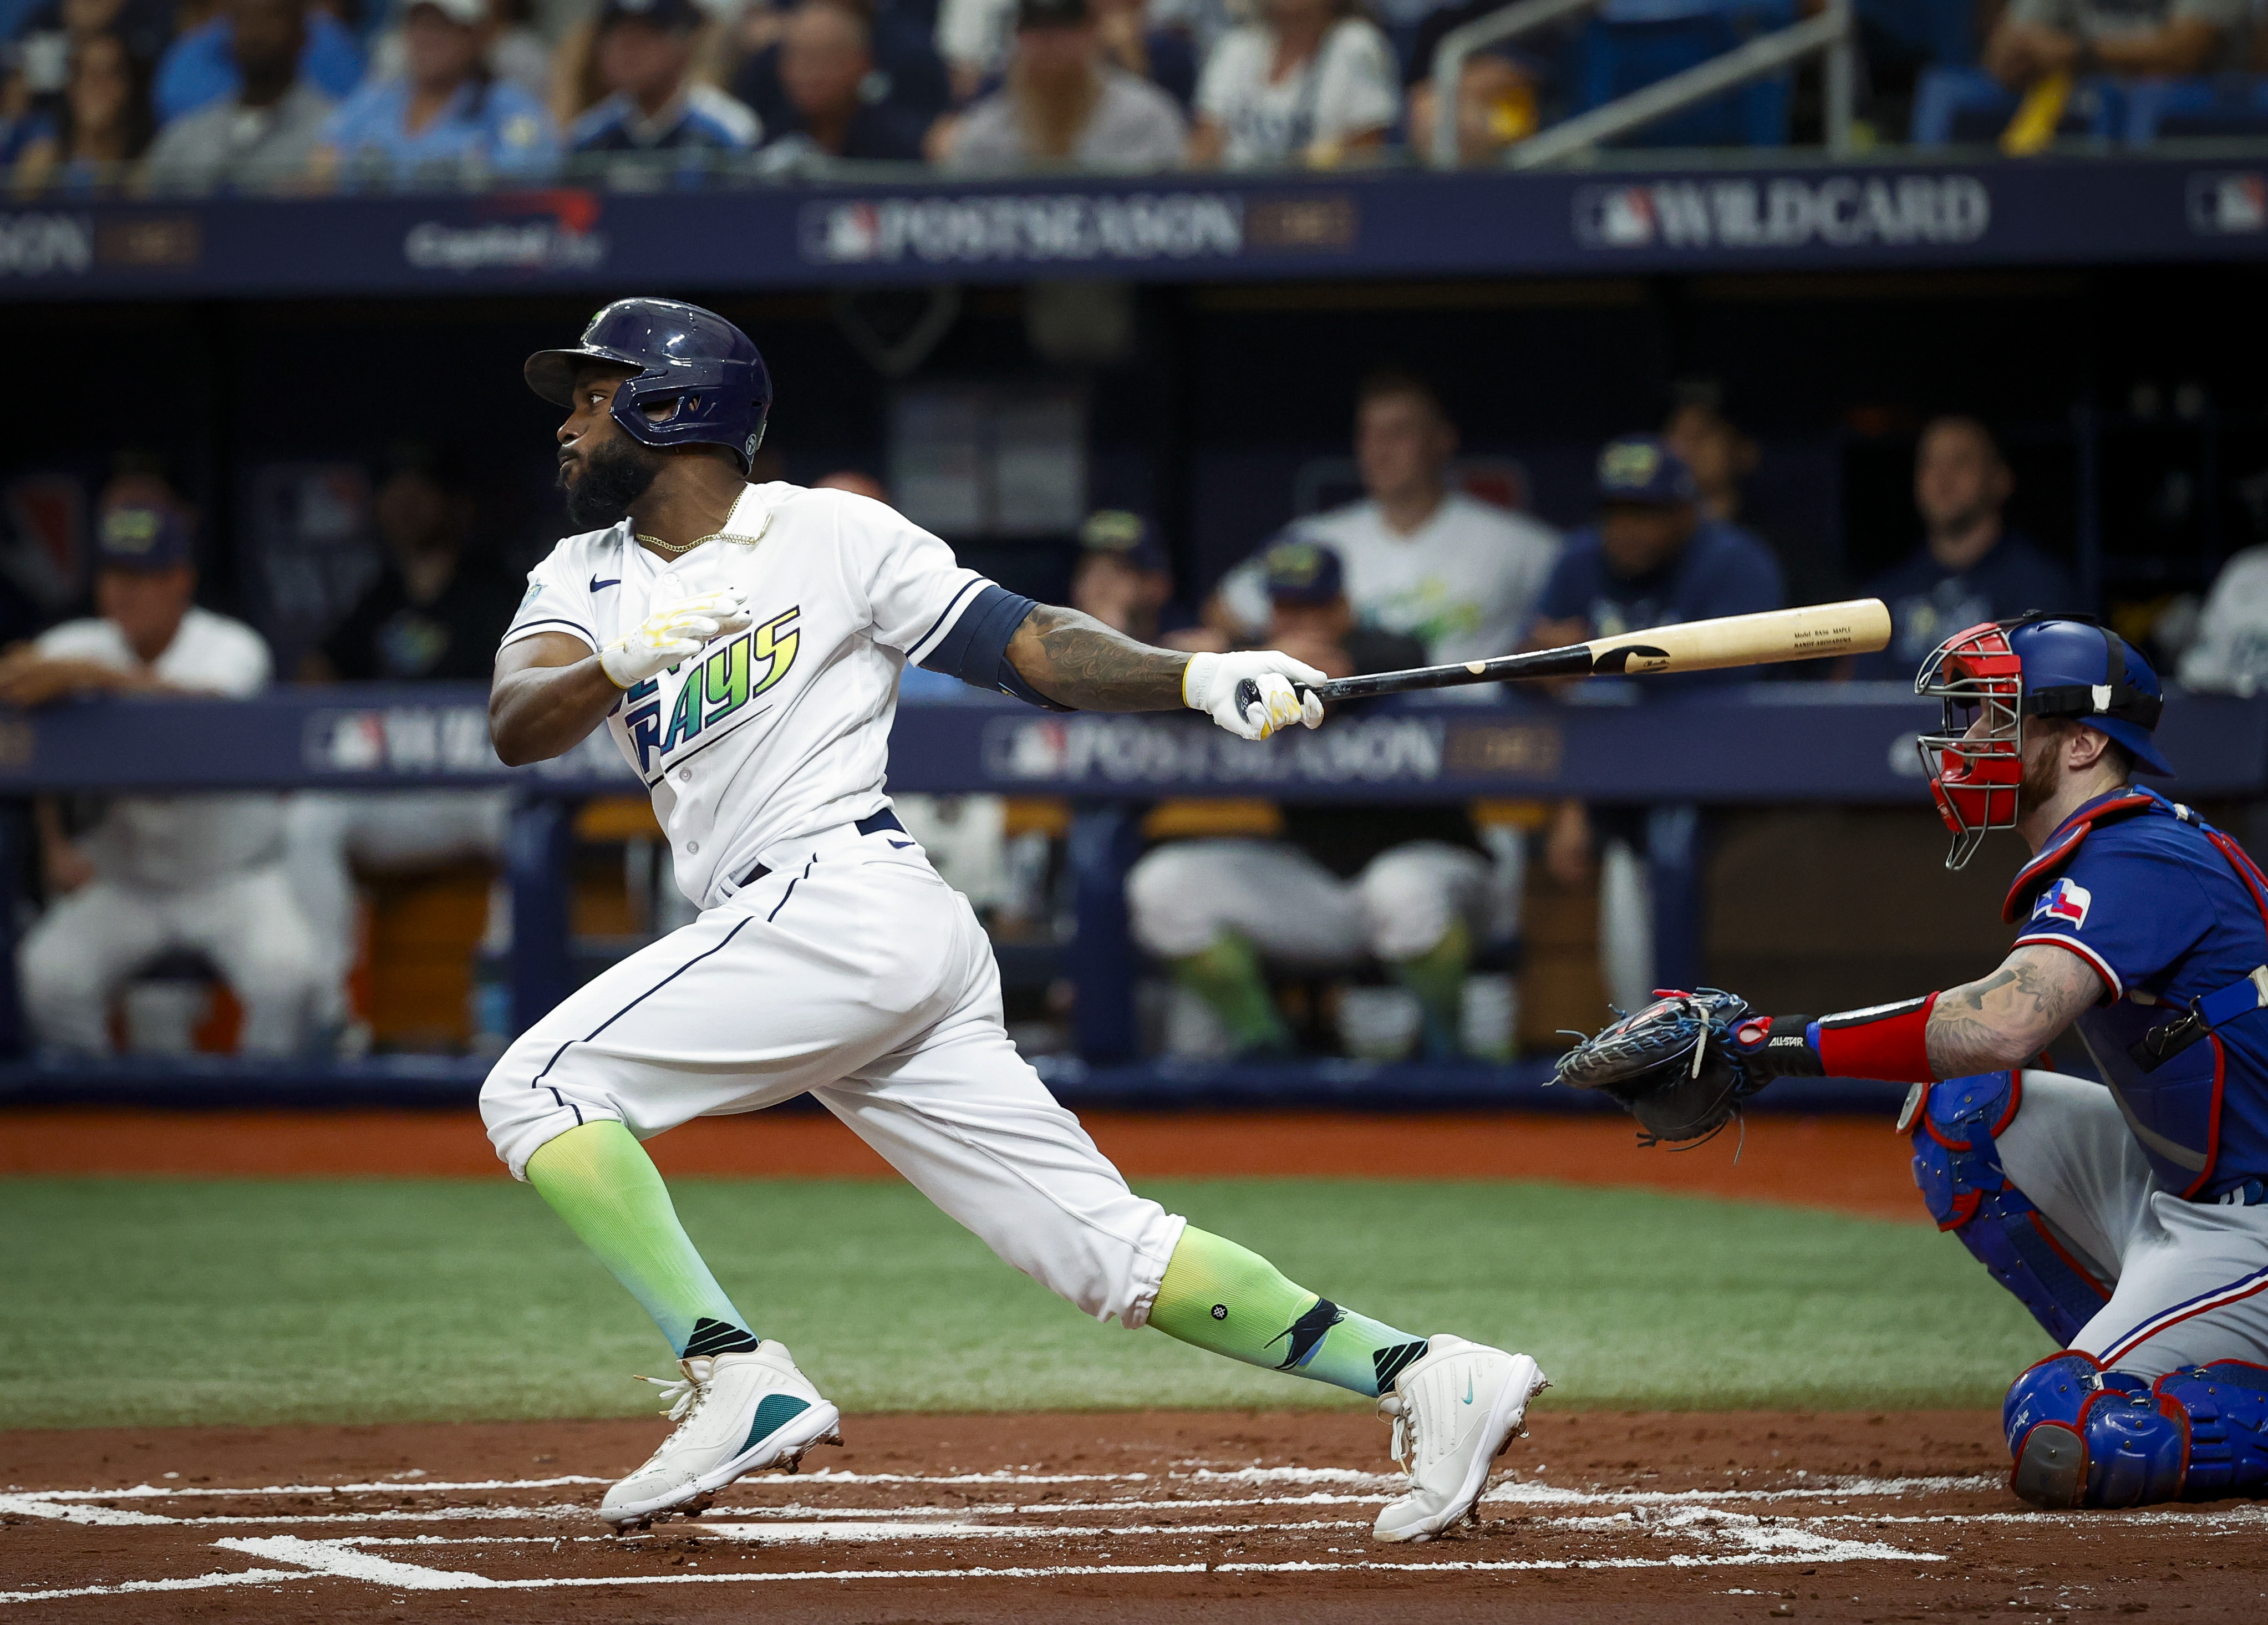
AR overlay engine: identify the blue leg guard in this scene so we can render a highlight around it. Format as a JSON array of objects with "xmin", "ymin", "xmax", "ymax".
[
  {"xmin": 1908, "ymin": 1073, "xmax": 2110, "ymax": 1345},
  {"xmin": 2005, "ymin": 1351, "xmax": 2187, "ymax": 1508},
  {"xmin": 2155, "ymin": 1362, "xmax": 2268, "ymax": 1501}
]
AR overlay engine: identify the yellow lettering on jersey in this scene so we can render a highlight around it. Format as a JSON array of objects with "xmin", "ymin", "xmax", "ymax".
[
  {"xmin": 703, "ymin": 635, "xmax": 750, "ymax": 725},
  {"xmin": 749, "ymin": 607, "xmax": 800, "ymax": 702}
]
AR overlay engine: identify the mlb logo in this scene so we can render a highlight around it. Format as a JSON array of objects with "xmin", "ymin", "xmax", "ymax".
[
  {"xmin": 2031, "ymin": 878, "xmax": 2092, "ymax": 928},
  {"xmin": 1576, "ymin": 187, "xmax": 1657, "ymax": 248},
  {"xmin": 2188, "ymin": 172, "xmax": 2266, "ymax": 236}
]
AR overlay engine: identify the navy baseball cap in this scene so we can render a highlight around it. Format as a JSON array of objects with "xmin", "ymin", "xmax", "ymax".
[
  {"xmin": 1078, "ymin": 510, "xmax": 1169, "ymax": 575},
  {"xmin": 1263, "ymin": 536, "xmax": 1344, "ymax": 605},
  {"xmin": 597, "ymin": 0, "xmax": 702, "ymax": 32},
  {"xmin": 1595, "ymin": 434, "xmax": 1699, "ymax": 506},
  {"xmin": 94, "ymin": 502, "xmax": 193, "ymax": 571}
]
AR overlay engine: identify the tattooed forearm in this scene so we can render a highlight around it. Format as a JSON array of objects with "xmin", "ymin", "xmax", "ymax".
[
  {"xmin": 1005, "ymin": 602, "xmax": 1191, "ymax": 712},
  {"xmin": 1924, "ymin": 945, "xmax": 2103, "ymax": 1076}
]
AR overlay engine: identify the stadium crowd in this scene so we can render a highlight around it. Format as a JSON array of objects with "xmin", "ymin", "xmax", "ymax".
[
  {"xmin": 6, "ymin": 377, "xmax": 2256, "ymax": 1067},
  {"xmin": 5, "ymin": 0, "xmax": 2265, "ymax": 191}
]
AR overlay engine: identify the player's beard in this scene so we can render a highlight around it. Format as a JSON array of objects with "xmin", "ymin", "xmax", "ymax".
[
  {"xmin": 2015, "ymin": 728, "xmax": 2064, "ymax": 816},
  {"xmin": 561, "ymin": 436, "xmax": 667, "ymax": 530}
]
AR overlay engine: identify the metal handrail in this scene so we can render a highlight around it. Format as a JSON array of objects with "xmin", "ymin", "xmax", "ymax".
[
  {"xmin": 1429, "ymin": 0, "xmax": 1605, "ymax": 167},
  {"xmin": 1431, "ymin": 0, "xmax": 1855, "ymax": 169}
]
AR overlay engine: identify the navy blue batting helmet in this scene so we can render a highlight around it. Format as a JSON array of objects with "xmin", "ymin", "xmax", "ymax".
[{"xmin": 525, "ymin": 298, "xmax": 771, "ymax": 474}]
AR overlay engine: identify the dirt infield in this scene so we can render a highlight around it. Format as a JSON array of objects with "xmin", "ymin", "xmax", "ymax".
[
  {"xmin": 0, "ymin": 1109, "xmax": 1931, "ymax": 1220},
  {"xmin": 7, "ymin": 1409, "xmax": 2265, "ymax": 1622}
]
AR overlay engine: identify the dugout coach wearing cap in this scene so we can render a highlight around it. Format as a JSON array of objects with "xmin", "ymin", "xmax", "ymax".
[
  {"xmin": 1127, "ymin": 537, "xmax": 1512, "ymax": 1062},
  {"xmin": 1527, "ymin": 434, "xmax": 1784, "ymax": 1012},
  {"xmin": 0, "ymin": 495, "xmax": 329, "ymax": 1057}
]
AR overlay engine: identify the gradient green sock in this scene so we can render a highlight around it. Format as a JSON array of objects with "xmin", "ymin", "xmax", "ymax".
[
  {"xmin": 1148, "ymin": 1226, "xmax": 1428, "ymax": 1398},
  {"xmin": 1168, "ymin": 933, "xmax": 1292, "ymax": 1054},
  {"xmin": 1390, "ymin": 916, "xmax": 1472, "ymax": 1060},
  {"xmin": 524, "ymin": 1120, "xmax": 756, "ymax": 1359}
]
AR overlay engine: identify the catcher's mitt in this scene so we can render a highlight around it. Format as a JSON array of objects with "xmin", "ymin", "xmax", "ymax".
[{"xmin": 1553, "ymin": 989, "xmax": 1766, "ymax": 1146}]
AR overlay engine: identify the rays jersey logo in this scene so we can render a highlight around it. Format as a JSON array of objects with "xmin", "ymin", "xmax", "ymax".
[
  {"xmin": 621, "ymin": 605, "xmax": 800, "ymax": 778},
  {"xmin": 2031, "ymin": 877, "xmax": 2092, "ymax": 929}
]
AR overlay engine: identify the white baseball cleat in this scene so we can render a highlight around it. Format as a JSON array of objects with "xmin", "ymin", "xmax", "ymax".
[
  {"xmin": 599, "ymin": 1341, "xmax": 842, "ymax": 1530},
  {"xmin": 1371, "ymin": 1334, "xmax": 1548, "ymax": 1543}
]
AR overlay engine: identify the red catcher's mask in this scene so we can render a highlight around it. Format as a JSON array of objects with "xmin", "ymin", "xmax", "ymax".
[{"xmin": 1915, "ymin": 619, "xmax": 2025, "ymax": 870}]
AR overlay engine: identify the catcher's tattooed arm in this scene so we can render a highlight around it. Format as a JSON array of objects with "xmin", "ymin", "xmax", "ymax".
[{"xmin": 1924, "ymin": 944, "xmax": 2103, "ymax": 1076}]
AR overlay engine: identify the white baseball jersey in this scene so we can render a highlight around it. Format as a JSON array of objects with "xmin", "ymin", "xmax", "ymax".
[
  {"xmin": 500, "ymin": 481, "xmax": 992, "ymax": 908},
  {"xmin": 37, "ymin": 607, "xmax": 283, "ymax": 890},
  {"xmin": 482, "ymin": 480, "xmax": 1187, "ymax": 1332},
  {"xmin": 1218, "ymin": 492, "xmax": 1562, "ymax": 666}
]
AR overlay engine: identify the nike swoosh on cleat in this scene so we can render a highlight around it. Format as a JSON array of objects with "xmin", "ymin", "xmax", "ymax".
[
  {"xmin": 1463, "ymin": 1376, "xmax": 1474, "ymax": 1405},
  {"xmin": 590, "ymin": 577, "xmax": 621, "ymax": 591}
]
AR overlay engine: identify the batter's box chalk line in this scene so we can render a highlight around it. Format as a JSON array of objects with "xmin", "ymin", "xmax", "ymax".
[{"xmin": 22, "ymin": 1465, "xmax": 2256, "ymax": 1605}]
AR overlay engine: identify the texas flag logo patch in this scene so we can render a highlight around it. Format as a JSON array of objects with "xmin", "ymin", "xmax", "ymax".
[{"xmin": 2031, "ymin": 877, "xmax": 2093, "ymax": 928}]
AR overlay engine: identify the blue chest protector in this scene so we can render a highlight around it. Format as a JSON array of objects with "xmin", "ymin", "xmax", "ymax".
[{"xmin": 2003, "ymin": 793, "xmax": 2268, "ymax": 1200}]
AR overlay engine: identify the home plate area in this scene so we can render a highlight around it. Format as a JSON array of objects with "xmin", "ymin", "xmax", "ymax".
[{"xmin": 6, "ymin": 1413, "xmax": 2267, "ymax": 1622}]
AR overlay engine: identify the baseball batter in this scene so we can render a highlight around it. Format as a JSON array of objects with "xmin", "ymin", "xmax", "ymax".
[
  {"xmin": 1563, "ymin": 613, "xmax": 2268, "ymax": 1510},
  {"xmin": 479, "ymin": 298, "xmax": 1547, "ymax": 1541}
]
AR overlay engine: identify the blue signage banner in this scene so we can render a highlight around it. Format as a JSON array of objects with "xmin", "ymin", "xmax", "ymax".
[
  {"xmin": 2, "ymin": 156, "xmax": 2262, "ymax": 301},
  {"xmin": 0, "ymin": 682, "xmax": 2260, "ymax": 800}
]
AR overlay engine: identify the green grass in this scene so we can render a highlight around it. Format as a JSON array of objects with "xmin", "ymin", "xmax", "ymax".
[{"xmin": 0, "ymin": 1177, "xmax": 2048, "ymax": 1430}]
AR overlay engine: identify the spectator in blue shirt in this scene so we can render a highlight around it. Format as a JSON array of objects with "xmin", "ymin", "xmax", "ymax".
[
  {"xmin": 1852, "ymin": 417, "xmax": 2083, "ymax": 681},
  {"xmin": 754, "ymin": 0, "xmax": 930, "ymax": 162},
  {"xmin": 1528, "ymin": 434, "xmax": 1784, "ymax": 671},
  {"xmin": 152, "ymin": 0, "xmax": 363, "ymax": 125},
  {"xmin": 569, "ymin": 0, "xmax": 761, "ymax": 159},
  {"xmin": 314, "ymin": 0, "xmax": 557, "ymax": 187},
  {"xmin": 1529, "ymin": 434, "xmax": 1784, "ymax": 1014}
]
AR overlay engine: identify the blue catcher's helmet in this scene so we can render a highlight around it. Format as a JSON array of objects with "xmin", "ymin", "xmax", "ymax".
[
  {"xmin": 525, "ymin": 298, "xmax": 770, "ymax": 474},
  {"xmin": 1914, "ymin": 612, "xmax": 2172, "ymax": 868}
]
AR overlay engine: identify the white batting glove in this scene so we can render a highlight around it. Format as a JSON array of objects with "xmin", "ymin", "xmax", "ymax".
[
  {"xmin": 1183, "ymin": 649, "xmax": 1327, "ymax": 741},
  {"xmin": 598, "ymin": 586, "xmax": 755, "ymax": 689}
]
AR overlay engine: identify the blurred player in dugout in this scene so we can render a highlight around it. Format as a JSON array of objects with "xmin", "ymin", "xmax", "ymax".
[
  {"xmin": 1129, "ymin": 538, "xmax": 1523, "ymax": 1062},
  {"xmin": 1188, "ymin": 369, "xmax": 1562, "ymax": 666},
  {"xmin": 1531, "ymin": 433, "xmax": 1783, "ymax": 1013},
  {"xmin": 0, "ymin": 489, "xmax": 329, "ymax": 1054},
  {"xmin": 286, "ymin": 445, "xmax": 523, "ymax": 1043}
]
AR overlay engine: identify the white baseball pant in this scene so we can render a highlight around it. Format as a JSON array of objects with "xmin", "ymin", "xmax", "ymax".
[
  {"xmin": 1126, "ymin": 838, "xmax": 1498, "ymax": 967},
  {"xmin": 2001, "ymin": 1070, "xmax": 2268, "ymax": 1379},
  {"xmin": 479, "ymin": 821, "xmax": 1186, "ymax": 1329},
  {"xmin": 18, "ymin": 862, "xmax": 329, "ymax": 1055}
]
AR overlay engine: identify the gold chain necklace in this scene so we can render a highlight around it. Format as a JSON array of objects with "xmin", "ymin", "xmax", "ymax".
[{"xmin": 635, "ymin": 531, "xmax": 719, "ymax": 556}]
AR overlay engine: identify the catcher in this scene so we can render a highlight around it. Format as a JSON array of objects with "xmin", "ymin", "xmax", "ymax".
[{"xmin": 1559, "ymin": 614, "xmax": 2268, "ymax": 1511}]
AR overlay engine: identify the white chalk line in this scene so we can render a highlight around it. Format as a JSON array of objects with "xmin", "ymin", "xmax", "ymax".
[
  {"xmin": 0, "ymin": 1531, "xmax": 1950, "ymax": 1604},
  {"xmin": 0, "ymin": 1568, "xmax": 312, "ymax": 1605}
]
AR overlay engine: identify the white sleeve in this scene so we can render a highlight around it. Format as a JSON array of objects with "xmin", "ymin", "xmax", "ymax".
[
  {"xmin": 1318, "ymin": 22, "xmax": 1400, "ymax": 140},
  {"xmin": 500, "ymin": 542, "xmax": 602, "ymax": 653},
  {"xmin": 1196, "ymin": 31, "xmax": 1249, "ymax": 122},
  {"xmin": 833, "ymin": 494, "xmax": 990, "ymax": 661},
  {"xmin": 207, "ymin": 622, "xmax": 272, "ymax": 697}
]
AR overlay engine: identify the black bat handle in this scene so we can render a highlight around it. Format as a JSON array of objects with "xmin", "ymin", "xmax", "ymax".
[{"xmin": 1231, "ymin": 676, "xmax": 1328, "ymax": 720}]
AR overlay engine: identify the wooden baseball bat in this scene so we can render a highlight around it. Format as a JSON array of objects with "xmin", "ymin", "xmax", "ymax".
[{"xmin": 1234, "ymin": 598, "xmax": 1892, "ymax": 713}]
